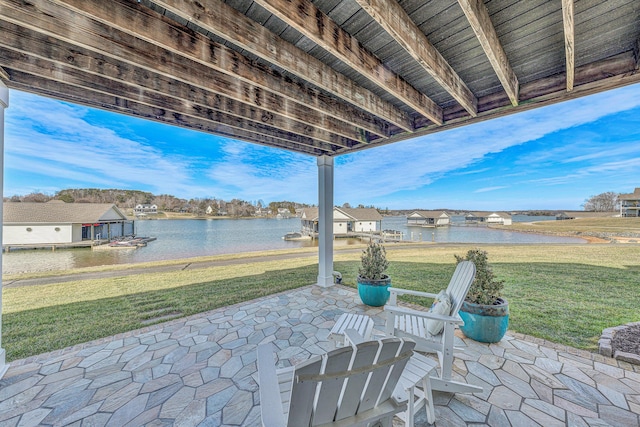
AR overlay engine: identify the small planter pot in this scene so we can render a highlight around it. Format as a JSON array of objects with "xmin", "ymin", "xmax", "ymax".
[
  {"xmin": 357, "ymin": 275, "xmax": 391, "ymax": 307},
  {"xmin": 459, "ymin": 298, "xmax": 509, "ymax": 343}
]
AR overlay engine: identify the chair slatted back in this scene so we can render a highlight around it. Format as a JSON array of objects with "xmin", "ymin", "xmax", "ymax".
[
  {"xmin": 446, "ymin": 261, "xmax": 476, "ymax": 316},
  {"xmin": 286, "ymin": 337, "xmax": 415, "ymax": 426}
]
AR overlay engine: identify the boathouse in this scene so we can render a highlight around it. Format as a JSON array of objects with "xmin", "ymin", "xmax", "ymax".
[
  {"xmin": 3, "ymin": 201, "xmax": 133, "ymax": 248},
  {"xmin": 407, "ymin": 210, "xmax": 450, "ymax": 227},
  {"xmin": 300, "ymin": 207, "xmax": 383, "ymax": 235},
  {"xmin": 465, "ymin": 211, "xmax": 512, "ymax": 225}
]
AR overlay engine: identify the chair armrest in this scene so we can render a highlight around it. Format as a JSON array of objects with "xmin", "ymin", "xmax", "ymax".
[
  {"xmin": 257, "ymin": 343, "xmax": 287, "ymax": 427},
  {"xmin": 388, "ymin": 287, "xmax": 438, "ymax": 300},
  {"xmin": 344, "ymin": 328, "xmax": 365, "ymax": 345},
  {"xmin": 385, "ymin": 304, "xmax": 464, "ymax": 325}
]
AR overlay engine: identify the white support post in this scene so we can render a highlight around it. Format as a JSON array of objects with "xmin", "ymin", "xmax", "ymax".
[
  {"xmin": 0, "ymin": 80, "xmax": 9, "ymax": 378},
  {"xmin": 317, "ymin": 155, "xmax": 334, "ymax": 287}
]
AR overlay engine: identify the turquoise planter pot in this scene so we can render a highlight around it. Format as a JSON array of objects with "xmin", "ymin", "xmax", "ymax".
[
  {"xmin": 357, "ymin": 276, "xmax": 391, "ymax": 307},
  {"xmin": 459, "ymin": 298, "xmax": 509, "ymax": 343}
]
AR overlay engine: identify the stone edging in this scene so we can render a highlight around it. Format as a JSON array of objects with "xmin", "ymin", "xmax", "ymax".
[{"xmin": 599, "ymin": 322, "xmax": 640, "ymax": 365}]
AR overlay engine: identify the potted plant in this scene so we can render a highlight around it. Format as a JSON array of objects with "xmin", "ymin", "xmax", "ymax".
[
  {"xmin": 357, "ymin": 241, "xmax": 391, "ymax": 306},
  {"xmin": 454, "ymin": 248, "xmax": 509, "ymax": 343}
]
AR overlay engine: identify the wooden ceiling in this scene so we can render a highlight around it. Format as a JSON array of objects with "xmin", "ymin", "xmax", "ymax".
[{"xmin": 0, "ymin": 0, "xmax": 639, "ymax": 156}]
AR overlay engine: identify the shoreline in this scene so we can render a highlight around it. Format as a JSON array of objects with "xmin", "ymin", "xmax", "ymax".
[{"xmin": 3, "ymin": 239, "xmax": 636, "ymax": 284}]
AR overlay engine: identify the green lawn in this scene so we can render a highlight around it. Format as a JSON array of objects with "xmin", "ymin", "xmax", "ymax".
[{"xmin": 3, "ymin": 244, "xmax": 639, "ymax": 361}]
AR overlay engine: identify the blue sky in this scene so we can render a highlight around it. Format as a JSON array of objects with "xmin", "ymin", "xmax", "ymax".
[{"xmin": 5, "ymin": 83, "xmax": 640, "ymax": 210}]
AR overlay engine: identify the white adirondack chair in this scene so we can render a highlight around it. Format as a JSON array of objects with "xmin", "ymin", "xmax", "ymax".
[
  {"xmin": 257, "ymin": 336, "xmax": 416, "ymax": 427},
  {"xmin": 384, "ymin": 260, "xmax": 483, "ymax": 394}
]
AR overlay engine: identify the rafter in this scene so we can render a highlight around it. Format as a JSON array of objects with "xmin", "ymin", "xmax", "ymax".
[
  {"xmin": 0, "ymin": 20, "xmax": 359, "ymax": 149},
  {"xmin": 354, "ymin": 0, "xmax": 477, "ymax": 117},
  {"xmin": 561, "ymin": 0, "xmax": 575, "ymax": 91},
  {"xmin": 457, "ymin": 0, "xmax": 519, "ymax": 106},
  {"xmin": 0, "ymin": 0, "xmax": 390, "ymax": 140},
  {"xmin": 253, "ymin": 0, "xmax": 443, "ymax": 125},
  {"xmin": 5, "ymin": 70, "xmax": 328, "ymax": 156},
  {"xmin": 99, "ymin": 0, "xmax": 414, "ymax": 131}
]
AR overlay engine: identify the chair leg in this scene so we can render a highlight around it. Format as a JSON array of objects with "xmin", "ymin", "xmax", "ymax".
[{"xmin": 422, "ymin": 376, "xmax": 435, "ymax": 424}]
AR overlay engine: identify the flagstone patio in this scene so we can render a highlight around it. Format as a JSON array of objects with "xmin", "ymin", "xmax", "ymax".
[{"xmin": 1, "ymin": 284, "xmax": 639, "ymax": 426}]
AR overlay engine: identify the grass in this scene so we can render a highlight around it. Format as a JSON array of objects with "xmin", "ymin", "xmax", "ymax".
[
  {"xmin": 493, "ymin": 217, "xmax": 640, "ymax": 235},
  {"xmin": 3, "ymin": 243, "xmax": 640, "ymax": 361}
]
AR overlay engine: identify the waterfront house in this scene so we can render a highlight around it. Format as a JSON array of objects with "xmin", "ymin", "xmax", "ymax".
[
  {"xmin": 276, "ymin": 208, "xmax": 291, "ymax": 219},
  {"xmin": 3, "ymin": 201, "xmax": 133, "ymax": 247},
  {"xmin": 300, "ymin": 207, "xmax": 383, "ymax": 235},
  {"xmin": 465, "ymin": 211, "xmax": 512, "ymax": 225},
  {"xmin": 407, "ymin": 210, "xmax": 450, "ymax": 227},
  {"xmin": 619, "ymin": 188, "xmax": 640, "ymax": 217},
  {"xmin": 134, "ymin": 204, "xmax": 158, "ymax": 215}
]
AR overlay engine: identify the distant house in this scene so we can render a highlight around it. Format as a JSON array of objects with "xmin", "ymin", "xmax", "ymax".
[
  {"xmin": 619, "ymin": 187, "xmax": 640, "ymax": 217},
  {"xmin": 3, "ymin": 201, "xmax": 133, "ymax": 246},
  {"xmin": 465, "ymin": 211, "xmax": 512, "ymax": 225},
  {"xmin": 407, "ymin": 210, "xmax": 450, "ymax": 227},
  {"xmin": 134, "ymin": 204, "xmax": 157, "ymax": 215},
  {"xmin": 300, "ymin": 207, "xmax": 383, "ymax": 235},
  {"xmin": 556, "ymin": 211, "xmax": 618, "ymax": 220},
  {"xmin": 276, "ymin": 208, "xmax": 291, "ymax": 219},
  {"xmin": 206, "ymin": 205, "xmax": 214, "ymax": 215}
]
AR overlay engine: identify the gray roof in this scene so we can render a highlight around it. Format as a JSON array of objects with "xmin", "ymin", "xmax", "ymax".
[
  {"xmin": 3, "ymin": 202, "xmax": 129, "ymax": 224},
  {"xmin": 410, "ymin": 210, "xmax": 450, "ymax": 218},
  {"xmin": 619, "ymin": 188, "xmax": 640, "ymax": 200},
  {"xmin": 300, "ymin": 207, "xmax": 382, "ymax": 221},
  {"xmin": 339, "ymin": 208, "xmax": 383, "ymax": 221}
]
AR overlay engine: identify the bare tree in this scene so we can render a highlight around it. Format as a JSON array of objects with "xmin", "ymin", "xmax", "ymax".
[{"xmin": 583, "ymin": 192, "xmax": 619, "ymax": 212}]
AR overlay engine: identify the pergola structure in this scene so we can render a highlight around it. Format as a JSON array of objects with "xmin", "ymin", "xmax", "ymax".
[{"xmin": 0, "ymin": 0, "xmax": 638, "ymax": 376}]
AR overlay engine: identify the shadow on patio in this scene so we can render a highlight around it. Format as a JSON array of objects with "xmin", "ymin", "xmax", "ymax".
[{"xmin": 1, "ymin": 285, "xmax": 639, "ymax": 426}]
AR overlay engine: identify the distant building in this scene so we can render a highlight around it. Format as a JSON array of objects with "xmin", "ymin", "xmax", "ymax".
[
  {"xmin": 619, "ymin": 188, "xmax": 640, "ymax": 217},
  {"xmin": 407, "ymin": 210, "xmax": 450, "ymax": 227},
  {"xmin": 465, "ymin": 211, "xmax": 512, "ymax": 225},
  {"xmin": 134, "ymin": 204, "xmax": 158, "ymax": 215},
  {"xmin": 276, "ymin": 208, "xmax": 291, "ymax": 219},
  {"xmin": 556, "ymin": 211, "xmax": 618, "ymax": 220},
  {"xmin": 3, "ymin": 201, "xmax": 133, "ymax": 245},
  {"xmin": 300, "ymin": 207, "xmax": 383, "ymax": 235}
]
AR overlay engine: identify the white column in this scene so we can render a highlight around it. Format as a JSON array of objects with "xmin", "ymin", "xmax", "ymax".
[
  {"xmin": 0, "ymin": 80, "xmax": 9, "ymax": 378},
  {"xmin": 317, "ymin": 155, "xmax": 334, "ymax": 287}
]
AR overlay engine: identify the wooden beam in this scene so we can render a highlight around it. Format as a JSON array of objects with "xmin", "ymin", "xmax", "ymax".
[
  {"xmin": 457, "ymin": 0, "xmax": 519, "ymax": 106},
  {"xmin": 354, "ymin": 0, "xmax": 478, "ymax": 117},
  {"xmin": 406, "ymin": 52, "xmax": 640, "ymax": 147},
  {"xmin": 561, "ymin": 0, "xmax": 575, "ymax": 91},
  {"xmin": 0, "ymin": 20, "xmax": 357, "ymax": 148},
  {"xmin": 0, "ymin": 66, "xmax": 9, "ymax": 81},
  {"xmin": 5, "ymin": 70, "xmax": 329, "ymax": 156},
  {"xmin": 253, "ymin": 0, "xmax": 443, "ymax": 125},
  {"xmin": 57, "ymin": 0, "xmax": 414, "ymax": 131},
  {"xmin": 634, "ymin": 38, "xmax": 640, "ymax": 70},
  {"xmin": 0, "ymin": 0, "xmax": 389, "ymax": 140}
]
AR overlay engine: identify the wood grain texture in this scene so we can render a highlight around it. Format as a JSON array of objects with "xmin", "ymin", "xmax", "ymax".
[
  {"xmin": 354, "ymin": 0, "xmax": 478, "ymax": 117},
  {"xmin": 140, "ymin": 0, "xmax": 414, "ymax": 130},
  {"xmin": 253, "ymin": 0, "xmax": 443, "ymax": 125},
  {"xmin": 457, "ymin": 0, "xmax": 519, "ymax": 106},
  {"xmin": 562, "ymin": 0, "xmax": 575, "ymax": 91}
]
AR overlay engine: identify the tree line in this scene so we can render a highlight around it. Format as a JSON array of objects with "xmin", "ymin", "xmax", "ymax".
[{"xmin": 4, "ymin": 189, "xmax": 311, "ymax": 217}]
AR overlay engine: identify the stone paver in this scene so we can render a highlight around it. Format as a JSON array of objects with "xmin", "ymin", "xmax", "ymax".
[{"xmin": 2, "ymin": 285, "xmax": 640, "ymax": 426}]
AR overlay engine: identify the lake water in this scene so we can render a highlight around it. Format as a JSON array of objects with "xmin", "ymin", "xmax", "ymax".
[{"xmin": 2, "ymin": 215, "xmax": 585, "ymax": 274}]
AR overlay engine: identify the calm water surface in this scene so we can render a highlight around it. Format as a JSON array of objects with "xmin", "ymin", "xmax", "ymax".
[{"xmin": 3, "ymin": 215, "xmax": 584, "ymax": 274}]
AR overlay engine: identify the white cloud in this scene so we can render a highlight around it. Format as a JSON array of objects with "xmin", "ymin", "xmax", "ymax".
[
  {"xmin": 474, "ymin": 186, "xmax": 507, "ymax": 193},
  {"xmin": 335, "ymin": 84, "xmax": 640, "ymax": 201},
  {"xmin": 207, "ymin": 139, "xmax": 317, "ymax": 202},
  {"xmin": 5, "ymin": 93, "xmax": 196, "ymax": 195}
]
